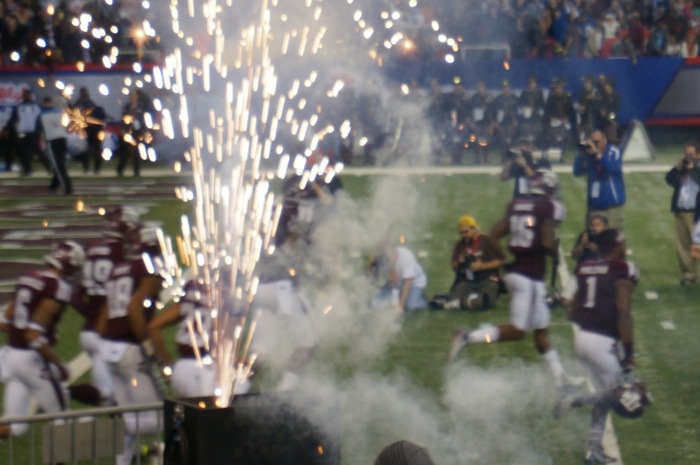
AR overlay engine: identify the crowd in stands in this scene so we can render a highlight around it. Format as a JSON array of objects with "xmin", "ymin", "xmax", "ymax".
[
  {"xmin": 0, "ymin": 0, "xmax": 161, "ymax": 69},
  {"xmin": 2, "ymin": 0, "xmax": 699, "ymax": 70},
  {"xmin": 389, "ymin": 0, "xmax": 700, "ymax": 60}
]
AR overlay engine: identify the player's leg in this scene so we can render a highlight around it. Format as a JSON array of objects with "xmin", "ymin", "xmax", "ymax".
[{"xmin": 0, "ymin": 377, "xmax": 33, "ymax": 438}]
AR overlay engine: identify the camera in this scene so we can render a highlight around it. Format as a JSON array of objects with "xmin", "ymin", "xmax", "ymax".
[
  {"xmin": 683, "ymin": 158, "xmax": 695, "ymax": 170},
  {"xmin": 457, "ymin": 254, "xmax": 476, "ymax": 274},
  {"xmin": 578, "ymin": 140, "xmax": 596, "ymax": 153}
]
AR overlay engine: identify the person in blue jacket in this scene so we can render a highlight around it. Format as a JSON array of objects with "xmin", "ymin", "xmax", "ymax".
[{"xmin": 573, "ymin": 129, "xmax": 625, "ymax": 231}]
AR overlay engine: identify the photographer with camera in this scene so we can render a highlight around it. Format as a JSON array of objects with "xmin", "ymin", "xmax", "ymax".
[
  {"xmin": 500, "ymin": 138, "xmax": 551, "ymax": 199},
  {"xmin": 665, "ymin": 141, "xmax": 700, "ymax": 285},
  {"xmin": 429, "ymin": 216, "xmax": 503, "ymax": 311},
  {"xmin": 560, "ymin": 214, "xmax": 610, "ymax": 308},
  {"xmin": 573, "ymin": 129, "xmax": 626, "ymax": 231}
]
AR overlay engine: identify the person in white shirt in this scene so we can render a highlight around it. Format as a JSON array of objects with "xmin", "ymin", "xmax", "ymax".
[
  {"xmin": 665, "ymin": 142, "xmax": 700, "ymax": 284},
  {"xmin": 370, "ymin": 244, "xmax": 427, "ymax": 313}
]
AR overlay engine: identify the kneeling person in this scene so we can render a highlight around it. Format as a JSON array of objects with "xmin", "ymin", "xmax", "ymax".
[{"xmin": 432, "ymin": 215, "xmax": 503, "ymax": 311}]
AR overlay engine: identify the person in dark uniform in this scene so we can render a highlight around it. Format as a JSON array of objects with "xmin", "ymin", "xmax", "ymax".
[
  {"xmin": 558, "ymin": 229, "xmax": 639, "ymax": 464},
  {"xmin": 489, "ymin": 79, "xmax": 520, "ymax": 161},
  {"xmin": 517, "ymin": 75, "xmax": 545, "ymax": 117},
  {"xmin": 73, "ymin": 87, "xmax": 106, "ymax": 175},
  {"xmin": 0, "ymin": 103, "xmax": 18, "ymax": 172},
  {"xmin": 97, "ymin": 227, "xmax": 165, "ymax": 465},
  {"xmin": 116, "ymin": 90, "xmax": 152, "ymax": 177},
  {"xmin": 576, "ymin": 75, "xmax": 601, "ymax": 142},
  {"xmin": 0, "ymin": 241, "xmax": 85, "ymax": 438},
  {"xmin": 449, "ymin": 170, "xmax": 579, "ymax": 387},
  {"xmin": 69, "ymin": 206, "xmax": 141, "ymax": 407},
  {"xmin": 598, "ymin": 77, "xmax": 621, "ymax": 143},
  {"xmin": 543, "ymin": 78, "xmax": 575, "ymax": 158},
  {"xmin": 465, "ymin": 80, "xmax": 493, "ymax": 164}
]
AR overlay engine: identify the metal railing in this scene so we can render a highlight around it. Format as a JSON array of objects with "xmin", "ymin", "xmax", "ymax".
[{"xmin": 0, "ymin": 402, "xmax": 163, "ymax": 465}]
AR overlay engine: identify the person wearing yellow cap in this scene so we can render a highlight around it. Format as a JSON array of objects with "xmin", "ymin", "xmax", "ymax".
[{"xmin": 429, "ymin": 215, "xmax": 504, "ymax": 311}]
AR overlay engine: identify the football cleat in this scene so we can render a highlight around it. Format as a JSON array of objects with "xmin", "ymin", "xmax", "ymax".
[
  {"xmin": 443, "ymin": 299, "xmax": 461, "ymax": 311},
  {"xmin": 584, "ymin": 447, "xmax": 616, "ymax": 464},
  {"xmin": 448, "ymin": 327, "xmax": 471, "ymax": 361}
]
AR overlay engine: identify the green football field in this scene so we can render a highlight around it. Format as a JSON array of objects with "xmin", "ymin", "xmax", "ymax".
[{"xmin": 0, "ymin": 153, "xmax": 699, "ymax": 464}]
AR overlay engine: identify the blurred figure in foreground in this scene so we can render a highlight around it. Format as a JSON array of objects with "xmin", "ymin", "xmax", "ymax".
[
  {"xmin": 0, "ymin": 241, "xmax": 85, "ymax": 438},
  {"xmin": 556, "ymin": 229, "xmax": 650, "ymax": 464}
]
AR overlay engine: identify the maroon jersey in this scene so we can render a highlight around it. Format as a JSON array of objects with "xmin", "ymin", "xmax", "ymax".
[
  {"xmin": 7, "ymin": 270, "xmax": 73, "ymax": 349},
  {"xmin": 75, "ymin": 238, "xmax": 125, "ymax": 331},
  {"xmin": 572, "ymin": 258, "xmax": 639, "ymax": 339},
  {"xmin": 175, "ymin": 280, "xmax": 212, "ymax": 358},
  {"xmin": 102, "ymin": 256, "xmax": 163, "ymax": 343},
  {"xmin": 506, "ymin": 196, "xmax": 565, "ymax": 280}
]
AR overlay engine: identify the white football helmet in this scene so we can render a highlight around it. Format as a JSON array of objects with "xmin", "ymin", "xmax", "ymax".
[
  {"xmin": 44, "ymin": 240, "xmax": 86, "ymax": 272},
  {"xmin": 610, "ymin": 377, "xmax": 652, "ymax": 419}
]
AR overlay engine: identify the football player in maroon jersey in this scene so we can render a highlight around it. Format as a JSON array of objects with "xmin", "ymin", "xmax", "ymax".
[
  {"xmin": 69, "ymin": 205, "xmax": 141, "ymax": 407},
  {"xmin": 148, "ymin": 278, "xmax": 217, "ymax": 398},
  {"xmin": 97, "ymin": 226, "xmax": 166, "ymax": 465},
  {"xmin": 557, "ymin": 229, "xmax": 640, "ymax": 464},
  {"xmin": 449, "ymin": 170, "xmax": 579, "ymax": 390},
  {"xmin": 0, "ymin": 240, "xmax": 85, "ymax": 438}
]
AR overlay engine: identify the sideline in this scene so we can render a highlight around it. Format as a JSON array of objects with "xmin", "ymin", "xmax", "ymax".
[{"xmin": 0, "ymin": 161, "xmax": 671, "ymax": 181}]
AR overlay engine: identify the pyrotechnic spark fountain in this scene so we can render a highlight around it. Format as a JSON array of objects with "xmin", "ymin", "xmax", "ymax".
[{"xmin": 142, "ymin": 0, "xmax": 456, "ymax": 407}]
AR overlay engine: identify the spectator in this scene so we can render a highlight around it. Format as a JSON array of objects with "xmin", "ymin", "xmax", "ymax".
[
  {"xmin": 647, "ymin": 18, "xmax": 669, "ymax": 55},
  {"xmin": 573, "ymin": 129, "xmax": 626, "ymax": 230},
  {"xmin": 583, "ymin": 17, "xmax": 605, "ymax": 57},
  {"xmin": 556, "ymin": 229, "xmax": 640, "ymax": 464},
  {"xmin": 664, "ymin": 142, "xmax": 700, "ymax": 285},
  {"xmin": 38, "ymin": 96, "xmax": 72, "ymax": 195},
  {"xmin": 0, "ymin": 14, "xmax": 28, "ymax": 65},
  {"xmin": 680, "ymin": 28, "xmax": 699, "ymax": 57},
  {"xmin": 370, "ymin": 243, "xmax": 428, "ymax": 313},
  {"xmin": 429, "ymin": 215, "xmax": 504, "ymax": 311},
  {"xmin": 0, "ymin": 241, "xmax": 85, "ymax": 439},
  {"xmin": 602, "ymin": 12, "xmax": 621, "ymax": 40}
]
